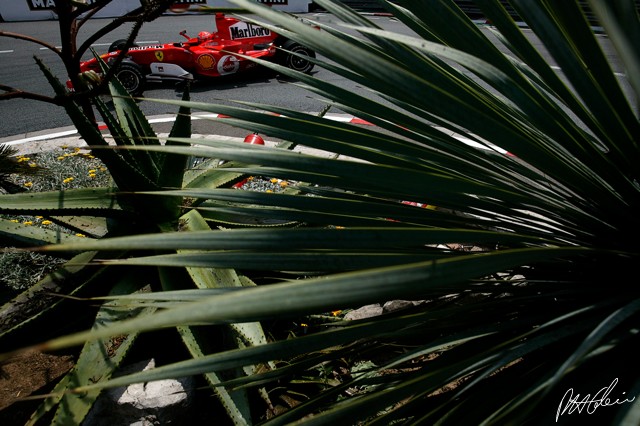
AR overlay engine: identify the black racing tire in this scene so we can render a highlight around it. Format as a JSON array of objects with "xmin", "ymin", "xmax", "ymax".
[
  {"xmin": 279, "ymin": 40, "xmax": 315, "ymax": 74},
  {"xmin": 108, "ymin": 39, "xmax": 138, "ymax": 53},
  {"xmin": 116, "ymin": 63, "xmax": 145, "ymax": 96}
]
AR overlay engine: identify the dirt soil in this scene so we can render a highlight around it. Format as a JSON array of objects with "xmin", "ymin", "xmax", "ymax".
[{"xmin": 0, "ymin": 350, "xmax": 74, "ymax": 422}]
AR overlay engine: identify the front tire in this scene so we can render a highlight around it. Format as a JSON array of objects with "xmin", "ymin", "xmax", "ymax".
[
  {"xmin": 279, "ymin": 40, "xmax": 315, "ymax": 74},
  {"xmin": 108, "ymin": 39, "xmax": 138, "ymax": 53},
  {"xmin": 116, "ymin": 63, "xmax": 145, "ymax": 96}
]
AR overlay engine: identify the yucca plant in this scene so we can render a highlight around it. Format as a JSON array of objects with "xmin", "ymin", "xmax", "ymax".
[
  {"xmin": 2, "ymin": 57, "xmax": 286, "ymax": 422},
  {"xmin": 2, "ymin": 0, "xmax": 640, "ymax": 424},
  {"xmin": 1, "ymin": 1, "xmax": 266, "ymax": 423}
]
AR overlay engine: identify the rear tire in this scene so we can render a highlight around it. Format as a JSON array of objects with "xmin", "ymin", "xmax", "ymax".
[
  {"xmin": 116, "ymin": 63, "xmax": 145, "ymax": 96},
  {"xmin": 279, "ymin": 40, "xmax": 315, "ymax": 74},
  {"xmin": 108, "ymin": 39, "xmax": 138, "ymax": 53}
]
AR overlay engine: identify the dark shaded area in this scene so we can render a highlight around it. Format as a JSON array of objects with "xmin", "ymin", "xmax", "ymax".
[{"xmin": 335, "ymin": 0, "xmax": 640, "ymax": 26}]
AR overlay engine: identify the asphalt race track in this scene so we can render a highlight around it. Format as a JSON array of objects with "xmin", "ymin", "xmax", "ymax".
[{"xmin": 0, "ymin": 12, "xmax": 633, "ymax": 144}]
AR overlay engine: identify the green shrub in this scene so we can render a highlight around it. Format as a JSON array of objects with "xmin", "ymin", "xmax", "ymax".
[{"xmin": 1, "ymin": 0, "xmax": 639, "ymax": 424}]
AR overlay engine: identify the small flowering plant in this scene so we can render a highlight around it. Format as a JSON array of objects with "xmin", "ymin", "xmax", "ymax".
[
  {"xmin": 0, "ymin": 145, "xmax": 44, "ymax": 193},
  {"xmin": 8, "ymin": 146, "xmax": 112, "ymax": 192},
  {"xmin": 1, "ymin": 146, "xmax": 113, "ymax": 231}
]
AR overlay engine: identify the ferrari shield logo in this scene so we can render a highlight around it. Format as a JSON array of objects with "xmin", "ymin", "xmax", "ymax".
[{"xmin": 155, "ymin": 51, "xmax": 164, "ymax": 62}]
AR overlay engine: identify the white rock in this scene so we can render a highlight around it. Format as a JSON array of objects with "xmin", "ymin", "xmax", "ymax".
[
  {"xmin": 382, "ymin": 300, "xmax": 416, "ymax": 313},
  {"xmin": 344, "ymin": 304, "xmax": 383, "ymax": 320},
  {"xmin": 84, "ymin": 359, "xmax": 195, "ymax": 426}
]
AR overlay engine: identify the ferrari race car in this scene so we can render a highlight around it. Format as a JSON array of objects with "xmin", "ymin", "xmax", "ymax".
[{"xmin": 76, "ymin": 13, "xmax": 316, "ymax": 95}]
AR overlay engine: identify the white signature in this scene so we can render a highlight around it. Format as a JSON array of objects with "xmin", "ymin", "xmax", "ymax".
[{"xmin": 556, "ymin": 378, "xmax": 636, "ymax": 422}]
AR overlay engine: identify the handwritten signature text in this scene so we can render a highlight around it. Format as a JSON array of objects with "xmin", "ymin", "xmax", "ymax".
[{"xmin": 556, "ymin": 378, "xmax": 636, "ymax": 422}]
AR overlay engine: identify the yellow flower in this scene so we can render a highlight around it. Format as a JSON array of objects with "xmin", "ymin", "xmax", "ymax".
[
  {"xmin": 17, "ymin": 156, "xmax": 29, "ymax": 162},
  {"xmin": 331, "ymin": 310, "xmax": 342, "ymax": 317},
  {"xmin": 42, "ymin": 220, "xmax": 53, "ymax": 225},
  {"xmin": 75, "ymin": 233, "xmax": 86, "ymax": 238},
  {"xmin": 99, "ymin": 167, "xmax": 107, "ymax": 172},
  {"xmin": 266, "ymin": 189, "xmax": 273, "ymax": 193},
  {"xmin": 88, "ymin": 173, "xmax": 96, "ymax": 179},
  {"xmin": 300, "ymin": 323, "xmax": 308, "ymax": 327},
  {"xmin": 57, "ymin": 156, "xmax": 66, "ymax": 160},
  {"xmin": 36, "ymin": 216, "xmax": 43, "ymax": 219},
  {"xmin": 24, "ymin": 182, "xmax": 33, "ymax": 188},
  {"xmin": 10, "ymin": 219, "xmax": 19, "ymax": 223},
  {"xmin": 63, "ymin": 177, "xmax": 74, "ymax": 184},
  {"xmin": 88, "ymin": 169, "xmax": 97, "ymax": 174},
  {"xmin": 61, "ymin": 144, "xmax": 68, "ymax": 149},
  {"xmin": 279, "ymin": 181, "xmax": 289, "ymax": 187},
  {"xmin": 270, "ymin": 178, "xmax": 279, "ymax": 183},
  {"xmin": 73, "ymin": 147, "xmax": 81, "ymax": 152},
  {"xmin": 23, "ymin": 221, "xmax": 33, "ymax": 226},
  {"xmin": 28, "ymin": 162, "xmax": 37, "ymax": 168}
]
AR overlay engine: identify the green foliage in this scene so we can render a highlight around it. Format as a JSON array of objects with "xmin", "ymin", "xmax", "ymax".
[
  {"xmin": 29, "ymin": 278, "xmax": 154, "ymax": 426},
  {"xmin": 2, "ymin": 0, "xmax": 640, "ymax": 424},
  {"xmin": 1, "ymin": 24, "xmax": 280, "ymax": 425}
]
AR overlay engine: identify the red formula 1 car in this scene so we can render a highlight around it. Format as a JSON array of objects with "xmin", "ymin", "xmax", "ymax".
[{"xmin": 76, "ymin": 13, "xmax": 316, "ymax": 95}]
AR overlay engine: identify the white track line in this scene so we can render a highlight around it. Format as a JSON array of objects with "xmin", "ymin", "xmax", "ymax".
[
  {"xmin": 3, "ymin": 130, "xmax": 79, "ymax": 146},
  {"xmin": 2, "ymin": 113, "xmax": 359, "ymax": 146}
]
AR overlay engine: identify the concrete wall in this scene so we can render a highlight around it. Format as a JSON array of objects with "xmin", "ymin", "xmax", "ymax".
[{"xmin": 0, "ymin": 0, "xmax": 313, "ymax": 22}]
